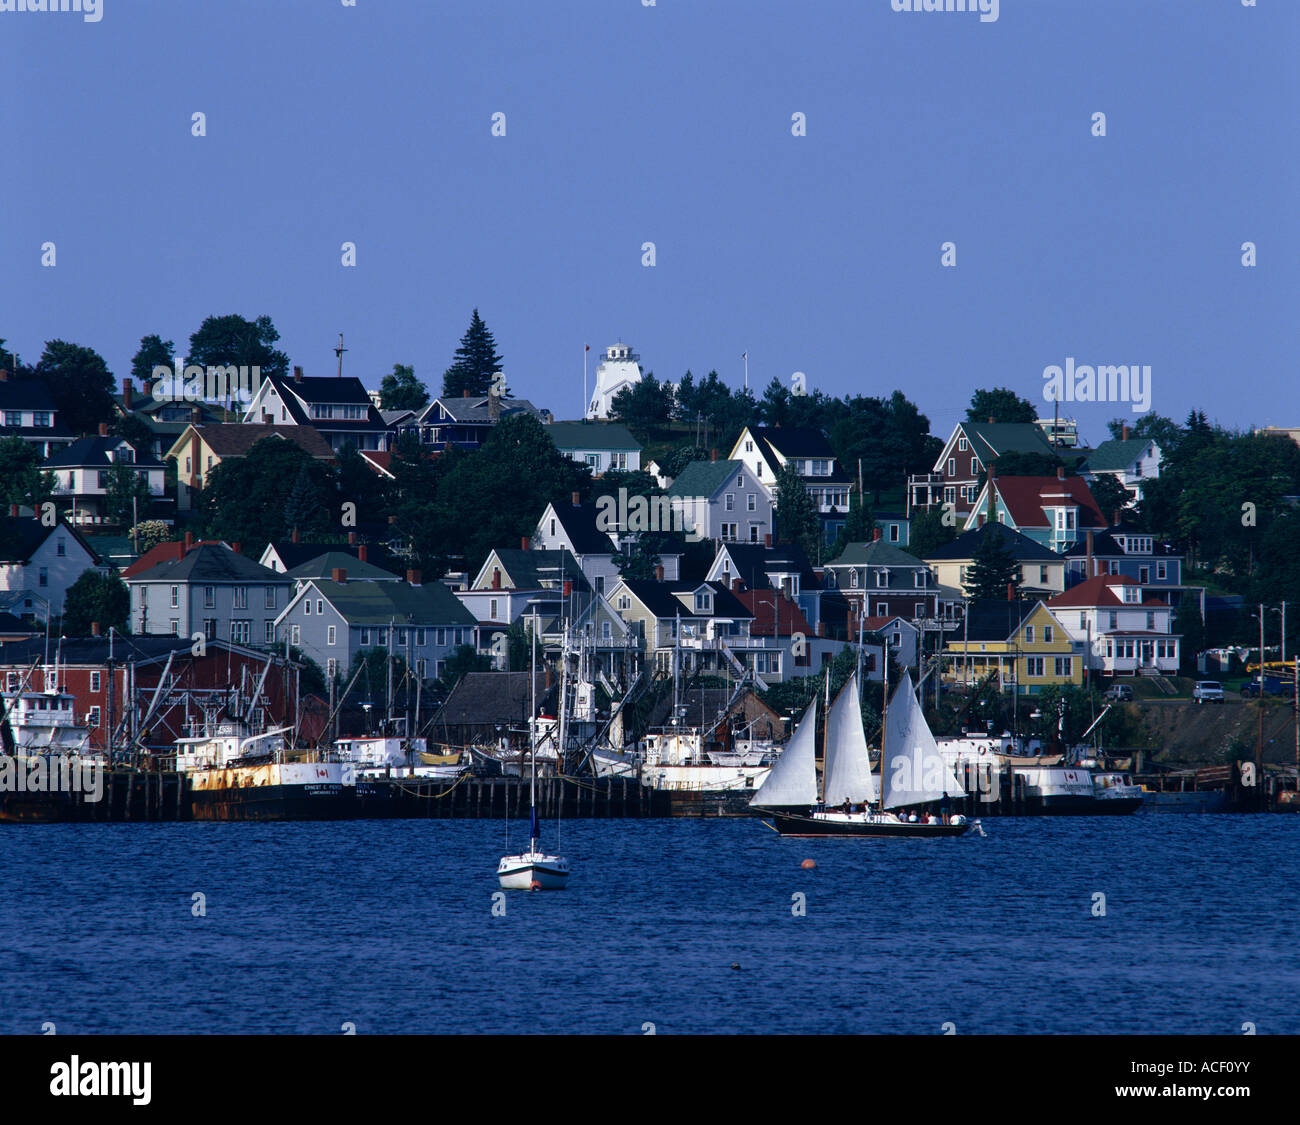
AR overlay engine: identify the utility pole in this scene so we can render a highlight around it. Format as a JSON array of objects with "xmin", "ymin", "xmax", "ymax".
[{"xmin": 334, "ymin": 332, "xmax": 347, "ymax": 378}]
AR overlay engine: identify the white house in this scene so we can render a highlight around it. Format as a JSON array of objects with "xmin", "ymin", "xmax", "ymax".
[
  {"xmin": 665, "ymin": 459, "xmax": 773, "ymax": 544},
  {"xmin": 0, "ymin": 508, "xmax": 104, "ymax": 619},
  {"xmin": 544, "ymin": 421, "xmax": 641, "ymax": 475},
  {"xmin": 45, "ymin": 429, "xmax": 167, "ymax": 525},
  {"xmin": 1047, "ymin": 574, "xmax": 1180, "ymax": 676}
]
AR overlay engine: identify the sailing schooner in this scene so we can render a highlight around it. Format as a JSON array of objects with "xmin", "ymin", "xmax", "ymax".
[{"xmin": 751, "ymin": 670, "xmax": 971, "ymax": 838}]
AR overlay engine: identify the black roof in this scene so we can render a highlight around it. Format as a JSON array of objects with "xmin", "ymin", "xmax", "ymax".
[
  {"xmin": 715, "ymin": 542, "xmax": 819, "ymax": 589},
  {"xmin": 45, "ymin": 435, "xmax": 163, "ymax": 468},
  {"xmin": 923, "ymin": 521, "xmax": 1061, "ymax": 563},
  {"xmin": 433, "ymin": 670, "xmax": 555, "ymax": 726},
  {"xmin": 128, "ymin": 543, "xmax": 287, "ymax": 584},
  {"xmin": 958, "ymin": 598, "xmax": 1038, "ymax": 642},
  {"xmin": 0, "ymin": 515, "xmax": 100, "ymax": 565},
  {"xmin": 0, "ymin": 377, "xmax": 58, "ymax": 411},
  {"xmin": 0, "ymin": 634, "xmax": 262, "ymax": 667},
  {"xmin": 546, "ymin": 502, "xmax": 617, "ymax": 555}
]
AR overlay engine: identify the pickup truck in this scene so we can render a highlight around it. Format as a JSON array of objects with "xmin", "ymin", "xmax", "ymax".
[
  {"xmin": 1239, "ymin": 675, "xmax": 1293, "ymax": 699},
  {"xmin": 1192, "ymin": 681, "xmax": 1224, "ymax": 704}
]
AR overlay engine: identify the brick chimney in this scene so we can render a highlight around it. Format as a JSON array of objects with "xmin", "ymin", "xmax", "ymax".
[
  {"xmin": 654, "ymin": 564, "xmax": 665, "ymax": 582},
  {"xmin": 520, "ymin": 536, "xmax": 529, "ymax": 551},
  {"xmin": 191, "ymin": 407, "xmax": 201, "ymax": 424},
  {"xmin": 9, "ymin": 504, "xmax": 18, "ymax": 517},
  {"xmin": 291, "ymin": 526, "xmax": 300, "ymax": 544},
  {"xmin": 563, "ymin": 580, "xmax": 572, "ymax": 598},
  {"xmin": 122, "ymin": 378, "xmax": 133, "ymax": 408},
  {"xmin": 184, "ymin": 531, "xmax": 194, "ymax": 552},
  {"xmin": 1122, "ymin": 424, "xmax": 1131, "ymax": 441},
  {"xmin": 987, "ymin": 415, "xmax": 995, "ymax": 424},
  {"xmin": 0, "ymin": 370, "xmax": 8, "ymax": 382},
  {"xmin": 90, "ymin": 621, "xmax": 101, "ymax": 637},
  {"xmin": 1112, "ymin": 508, "xmax": 1121, "ymax": 527},
  {"xmin": 1007, "ymin": 582, "xmax": 1015, "ymax": 602},
  {"xmin": 462, "ymin": 389, "xmax": 470, "ymax": 398},
  {"xmin": 732, "ymin": 578, "xmax": 742, "ymax": 592},
  {"xmin": 491, "ymin": 568, "xmax": 501, "ymax": 589},
  {"xmin": 358, "ymin": 544, "xmax": 368, "ymax": 563},
  {"xmin": 407, "ymin": 568, "xmax": 422, "ymax": 586},
  {"xmin": 872, "ymin": 527, "xmax": 881, "ymax": 541},
  {"xmin": 293, "ymin": 365, "xmax": 303, "ymax": 383},
  {"xmin": 231, "ymin": 542, "xmax": 241, "ymax": 555},
  {"xmin": 332, "ymin": 567, "xmax": 347, "ymax": 584},
  {"xmin": 348, "ymin": 531, "xmax": 357, "ymax": 545},
  {"xmin": 98, "ymin": 422, "xmax": 109, "ymax": 437},
  {"xmin": 1086, "ymin": 529, "xmax": 1095, "ymax": 578},
  {"xmin": 816, "ymin": 622, "xmax": 826, "ymax": 637},
  {"xmin": 710, "ymin": 448, "xmax": 718, "ymax": 462},
  {"xmin": 571, "ymin": 491, "xmax": 580, "ymax": 507}
]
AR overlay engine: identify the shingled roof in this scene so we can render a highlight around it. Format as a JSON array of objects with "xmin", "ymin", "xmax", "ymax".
[
  {"xmin": 127, "ymin": 543, "xmax": 288, "ymax": 584},
  {"xmin": 922, "ymin": 521, "xmax": 1061, "ymax": 563},
  {"xmin": 309, "ymin": 577, "xmax": 476, "ymax": 626},
  {"xmin": 189, "ymin": 423, "xmax": 336, "ymax": 460}
]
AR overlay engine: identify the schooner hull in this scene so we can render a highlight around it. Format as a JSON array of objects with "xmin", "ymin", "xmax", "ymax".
[{"xmin": 768, "ymin": 810, "xmax": 971, "ymax": 838}]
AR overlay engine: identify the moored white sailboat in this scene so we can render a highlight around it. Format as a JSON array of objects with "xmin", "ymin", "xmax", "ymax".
[
  {"xmin": 751, "ymin": 669, "xmax": 971, "ymax": 838},
  {"xmin": 498, "ymin": 610, "xmax": 570, "ymax": 890}
]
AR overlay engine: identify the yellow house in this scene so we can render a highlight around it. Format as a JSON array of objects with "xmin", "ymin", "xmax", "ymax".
[
  {"xmin": 944, "ymin": 599, "xmax": 1083, "ymax": 694},
  {"xmin": 923, "ymin": 522, "xmax": 1067, "ymax": 596},
  {"xmin": 165, "ymin": 423, "xmax": 336, "ymax": 509}
]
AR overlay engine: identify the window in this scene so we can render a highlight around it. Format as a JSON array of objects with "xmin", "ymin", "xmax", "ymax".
[
  {"xmin": 876, "ymin": 602, "xmax": 887, "ymax": 616},
  {"xmin": 327, "ymin": 659, "xmax": 337, "ymax": 680},
  {"xmin": 38, "ymin": 567, "xmax": 48, "ymax": 587},
  {"xmin": 749, "ymin": 524, "xmax": 761, "ymax": 543},
  {"xmin": 889, "ymin": 524, "xmax": 899, "ymax": 542},
  {"xmin": 396, "ymin": 629, "xmax": 407, "ymax": 646},
  {"xmin": 56, "ymin": 539, "xmax": 65, "ymax": 557},
  {"xmin": 33, "ymin": 412, "xmax": 50, "ymax": 427},
  {"xmin": 169, "ymin": 619, "xmax": 179, "ymax": 636},
  {"xmin": 3, "ymin": 411, "xmax": 19, "ymax": 426},
  {"xmin": 722, "ymin": 523, "xmax": 738, "ymax": 541},
  {"xmin": 1024, "ymin": 625, "xmax": 1035, "ymax": 643},
  {"xmin": 913, "ymin": 572, "xmax": 925, "ymax": 588},
  {"xmin": 1157, "ymin": 562, "xmax": 1167, "ymax": 580},
  {"xmin": 201, "ymin": 585, "xmax": 215, "ymax": 609},
  {"xmin": 204, "ymin": 618, "xmax": 216, "ymax": 640},
  {"xmin": 265, "ymin": 586, "xmax": 276, "ymax": 609},
  {"xmin": 377, "ymin": 629, "xmax": 387, "ymax": 646},
  {"xmin": 169, "ymin": 585, "xmax": 178, "ymax": 608},
  {"xmin": 876, "ymin": 572, "xmax": 887, "ymax": 588},
  {"xmin": 88, "ymin": 706, "xmax": 101, "ymax": 727},
  {"xmin": 943, "ymin": 486, "xmax": 956, "ymax": 505},
  {"xmin": 736, "ymin": 475, "xmax": 743, "ymax": 488},
  {"xmin": 304, "ymin": 600, "xmax": 311, "ymax": 615},
  {"xmin": 747, "ymin": 494, "xmax": 756, "ymax": 512},
  {"xmin": 233, "ymin": 586, "xmax": 248, "ymax": 610},
  {"xmin": 1054, "ymin": 657, "xmax": 1072, "ymax": 677},
  {"xmin": 290, "ymin": 624, "xmax": 300, "ymax": 646},
  {"xmin": 1039, "ymin": 566, "xmax": 1049, "ymax": 585},
  {"xmin": 602, "ymin": 620, "xmax": 612, "ymax": 640},
  {"xmin": 231, "ymin": 620, "xmax": 251, "ymax": 644},
  {"xmin": 1044, "ymin": 625, "xmax": 1054, "ymax": 643},
  {"xmin": 327, "ymin": 625, "xmax": 336, "ymax": 645},
  {"xmin": 850, "ymin": 571, "xmax": 859, "ymax": 588},
  {"xmin": 1026, "ymin": 657, "xmax": 1045, "ymax": 677},
  {"xmin": 724, "ymin": 493, "xmax": 735, "ymax": 511},
  {"xmin": 958, "ymin": 437, "xmax": 968, "ymax": 452},
  {"xmin": 947, "ymin": 458, "xmax": 955, "ymax": 476},
  {"xmin": 416, "ymin": 629, "xmax": 426, "ymax": 646},
  {"xmin": 265, "ymin": 621, "xmax": 275, "ymax": 643},
  {"xmin": 694, "ymin": 592, "xmax": 712, "ymax": 613},
  {"xmin": 1138, "ymin": 566, "xmax": 1150, "ymax": 583},
  {"xmin": 90, "ymin": 671, "xmax": 101, "ymax": 692}
]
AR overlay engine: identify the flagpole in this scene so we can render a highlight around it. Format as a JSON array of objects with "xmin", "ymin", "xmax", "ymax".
[
  {"xmin": 742, "ymin": 351, "xmax": 748, "ymax": 391},
  {"xmin": 583, "ymin": 344, "xmax": 589, "ymax": 418}
]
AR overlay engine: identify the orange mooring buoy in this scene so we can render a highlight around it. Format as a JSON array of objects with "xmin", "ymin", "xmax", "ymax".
[
  {"xmin": 530, "ymin": 880, "xmax": 541, "ymax": 891},
  {"xmin": 801, "ymin": 859, "xmax": 817, "ymax": 869}
]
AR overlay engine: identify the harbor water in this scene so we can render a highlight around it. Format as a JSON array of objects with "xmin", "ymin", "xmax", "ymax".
[{"xmin": 1, "ymin": 815, "xmax": 1296, "ymax": 1035}]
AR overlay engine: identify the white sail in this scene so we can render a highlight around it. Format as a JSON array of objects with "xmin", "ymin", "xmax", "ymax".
[
  {"xmin": 749, "ymin": 699, "xmax": 818, "ymax": 808},
  {"xmin": 880, "ymin": 670, "xmax": 964, "ymax": 809},
  {"xmin": 822, "ymin": 672, "xmax": 877, "ymax": 806}
]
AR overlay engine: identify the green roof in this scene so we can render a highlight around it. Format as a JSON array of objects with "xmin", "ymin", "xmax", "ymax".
[
  {"xmin": 544, "ymin": 421, "xmax": 641, "ymax": 452},
  {"xmin": 286, "ymin": 552, "xmax": 398, "ymax": 582},
  {"xmin": 1083, "ymin": 438, "xmax": 1153, "ymax": 473},
  {"xmin": 312, "ymin": 579, "xmax": 476, "ymax": 626},
  {"xmin": 667, "ymin": 460, "xmax": 746, "ymax": 499},
  {"xmin": 825, "ymin": 539, "xmax": 926, "ymax": 568},
  {"xmin": 962, "ymin": 422, "xmax": 1057, "ymax": 463}
]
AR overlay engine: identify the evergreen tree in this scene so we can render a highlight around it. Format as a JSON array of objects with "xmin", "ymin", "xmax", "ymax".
[
  {"xmin": 441, "ymin": 309, "xmax": 503, "ymax": 398},
  {"xmin": 774, "ymin": 464, "xmax": 821, "ymax": 560},
  {"xmin": 610, "ymin": 372, "xmax": 673, "ymax": 433},
  {"xmin": 908, "ymin": 506, "xmax": 959, "ymax": 558},
  {"xmin": 829, "ymin": 489, "xmax": 874, "ymax": 560},
  {"xmin": 963, "ymin": 527, "xmax": 1022, "ymax": 600}
]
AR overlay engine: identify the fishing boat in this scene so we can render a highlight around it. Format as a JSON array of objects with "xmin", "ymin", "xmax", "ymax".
[
  {"xmin": 176, "ymin": 721, "xmax": 355, "ymax": 821},
  {"xmin": 498, "ymin": 613, "xmax": 569, "ymax": 889},
  {"xmin": 752, "ymin": 669, "xmax": 970, "ymax": 838}
]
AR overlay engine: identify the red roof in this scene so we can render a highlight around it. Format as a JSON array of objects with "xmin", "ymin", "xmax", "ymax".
[
  {"xmin": 1048, "ymin": 574, "xmax": 1169, "ymax": 609},
  {"xmin": 122, "ymin": 539, "xmax": 226, "ymax": 578},
  {"xmin": 992, "ymin": 475, "xmax": 1106, "ymax": 531},
  {"xmin": 859, "ymin": 615, "xmax": 910, "ymax": 631},
  {"xmin": 734, "ymin": 590, "xmax": 812, "ymax": 637}
]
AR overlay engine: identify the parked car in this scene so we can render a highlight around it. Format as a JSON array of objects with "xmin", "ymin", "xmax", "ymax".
[
  {"xmin": 1192, "ymin": 681, "xmax": 1224, "ymax": 704},
  {"xmin": 1102, "ymin": 684, "xmax": 1134, "ymax": 703},
  {"xmin": 1240, "ymin": 675, "xmax": 1293, "ymax": 699}
]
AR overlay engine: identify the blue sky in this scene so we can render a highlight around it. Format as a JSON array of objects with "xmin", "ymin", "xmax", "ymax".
[{"xmin": 3, "ymin": 0, "xmax": 1294, "ymax": 443}]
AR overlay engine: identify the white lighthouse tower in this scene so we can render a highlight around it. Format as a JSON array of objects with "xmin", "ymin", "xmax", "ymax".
[{"xmin": 586, "ymin": 341, "xmax": 643, "ymax": 420}]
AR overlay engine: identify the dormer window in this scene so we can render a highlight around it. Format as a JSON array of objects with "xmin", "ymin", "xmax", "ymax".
[
  {"xmin": 876, "ymin": 571, "xmax": 887, "ymax": 588},
  {"xmin": 694, "ymin": 592, "xmax": 712, "ymax": 613}
]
